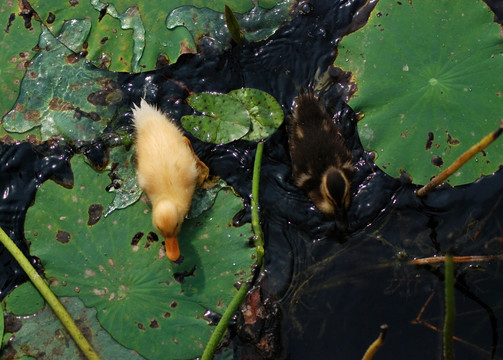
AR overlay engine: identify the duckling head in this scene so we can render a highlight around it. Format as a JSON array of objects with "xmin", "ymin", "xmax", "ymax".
[
  {"xmin": 316, "ymin": 166, "xmax": 352, "ymax": 230},
  {"xmin": 153, "ymin": 199, "xmax": 184, "ymax": 261},
  {"xmin": 321, "ymin": 166, "xmax": 352, "ymax": 211}
]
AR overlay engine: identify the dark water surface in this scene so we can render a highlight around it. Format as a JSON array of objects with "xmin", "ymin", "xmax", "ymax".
[{"xmin": 1, "ymin": 0, "xmax": 503, "ymax": 359}]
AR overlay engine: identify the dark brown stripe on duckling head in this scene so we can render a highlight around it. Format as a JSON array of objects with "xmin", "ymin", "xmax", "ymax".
[{"xmin": 322, "ymin": 166, "xmax": 351, "ymax": 210}]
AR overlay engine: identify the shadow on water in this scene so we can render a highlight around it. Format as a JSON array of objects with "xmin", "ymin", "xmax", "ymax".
[{"xmin": 1, "ymin": 0, "xmax": 503, "ymax": 359}]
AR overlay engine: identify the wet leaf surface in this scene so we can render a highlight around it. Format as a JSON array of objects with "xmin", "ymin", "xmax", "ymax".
[
  {"xmin": 181, "ymin": 88, "xmax": 284, "ymax": 143},
  {"xmin": 0, "ymin": 2, "xmax": 40, "ymax": 119},
  {"xmin": 103, "ymin": 146, "xmax": 142, "ymax": 217},
  {"xmin": 25, "ymin": 155, "xmax": 254, "ymax": 359},
  {"xmin": 182, "ymin": 92, "xmax": 251, "ymax": 143},
  {"xmin": 2, "ymin": 20, "xmax": 119, "ymax": 141},
  {"xmin": 1, "ymin": 291, "xmax": 146, "ymax": 359},
  {"xmin": 3, "ymin": 282, "xmax": 45, "ymax": 316},
  {"xmin": 335, "ymin": 0, "xmax": 503, "ymax": 185},
  {"xmin": 167, "ymin": 0, "xmax": 292, "ymax": 51}
]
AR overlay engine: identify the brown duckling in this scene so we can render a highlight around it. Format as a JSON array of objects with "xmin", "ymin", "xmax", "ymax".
[{"xmin": 288, "ymin": 92, "xmax": 354, "ymax": 221}]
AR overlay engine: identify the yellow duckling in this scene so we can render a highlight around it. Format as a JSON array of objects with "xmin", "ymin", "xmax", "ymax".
[
  {"xmin": 132, "ymin": 99, "xmax": 199, "ymax": 261},
  {"xmin": 288, "ymin": 92, "xmax": 354, "ymax": 221}
]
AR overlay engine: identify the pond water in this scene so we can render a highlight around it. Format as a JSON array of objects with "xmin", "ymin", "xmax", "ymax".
[{"xmin": 1, "ymin": 0, "xmax": 503, "ymax": 359}]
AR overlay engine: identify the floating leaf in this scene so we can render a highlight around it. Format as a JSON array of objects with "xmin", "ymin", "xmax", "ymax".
[
  {"xmin": 0, "ymin": 1, "xmax": 40, "ymax": 119},
  {"xmin": 166, "ymin": 0, "xmax": 292, "ymax": 52},
  {"xmin": 182, "ymin": 92, "xmax": 251, "ymax": 143},
  {"xmin": 334, "ymin": 0, "xmax": 503, "ymax": 185},
  {"xmin": 229, "ymin": 88, "xmax": 284, "ymax": 141},
  {"xmin": 2, "ymin": 282, "xmax": 44, "ymax": 316},
  {"xmin": 181, "ymin": 89, "xmax": 283, "ymax": 143},
  {"xmin": 103, "ymin": 146, "xmax": 142, "ymax": 217},
  {"xmin": 1, "ymin": 294, "xmax": 145, "ymax": 359},
  {"xmin": 188, "ymin": 179, "xmax": 227, "ymax": 219},
  {"xmin": 30, "ymin": 0, "xmax": 285, "ymax": 72},
  {"xmin": 30, "ymin": 0, "xmax": 175, "ymax": 71},
  {"xmin": 2, "ymin": 20, "xmax": 120, "ymax": 141},
  {"xmin": 25, "ymin": 155, "xmax": 254, "ymax": 359}
]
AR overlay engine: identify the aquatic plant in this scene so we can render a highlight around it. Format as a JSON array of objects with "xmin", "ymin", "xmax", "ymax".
[{"xmin": 335, "ymin": 0, "xmax": 503, "ymax": 185}]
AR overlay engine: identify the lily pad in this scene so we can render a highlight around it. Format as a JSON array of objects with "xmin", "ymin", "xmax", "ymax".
[
  {"xmin": 181, "ymin": 89, "xmax": 284, "ymax": 143},
  {"xmin": 166, "ymin": 0, "xmax": 292, "ymax": 51},
  {"xmin": 334, "ymin": 0, "xmax": 503, "ymax": 185},
  {"xmin": 30, "ymin": 0, "xmax": 286, "ymax": 73},
  {"xmin": 2, "ymin": 20, "xmax": 120, "ymax": 141},
  {"xmin": 0, "ymin": 1, "xmax": 40, "ymax": 119},
  {"xmin": 229, "ymin": 88, "xmax": 284, "ymax": 141},
  {"xmin": 1, "ymin": 294, "xmax": 145, "ymax": 359},
  {"xmin": 2, "ymin": 282, "xmax": 44, "ymax": 316},
  {"xmin": 103, "ymin": 146, "xmax": 142, "ymax": 217},
  {"xmin": 25, "ymin": 155, "xmax": 255, "ymax": 359},
  {"xmin": 182, "ymin": 92, "xmax": 251, "ymax": 143}
]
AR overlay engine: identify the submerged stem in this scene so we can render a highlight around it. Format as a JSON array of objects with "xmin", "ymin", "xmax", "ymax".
[
  {"xmin": 444, "ymin": 255, "xmax": 455, "ymax": 360},
  {"xmin": 0, "ymin": 227, "xmax": 100, "ymax": 360}
]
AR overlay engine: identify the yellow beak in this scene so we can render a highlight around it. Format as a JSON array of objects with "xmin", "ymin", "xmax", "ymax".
[{"xmin": 164, "ymin": 236, "xmax": 180, "ymax": 261}]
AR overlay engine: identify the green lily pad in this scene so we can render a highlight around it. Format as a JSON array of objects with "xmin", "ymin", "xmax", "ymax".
[
  {"xmin": 1, "ymin": 294, "xmax": 145, "ymax": 359},
  {"xmin": 182, "ymin": 92, "xmax": 251, "ymax": 143},
  {"xmin": 25, "ymin": 155, "xmax": 254, "ymax": 359},
  {"xmin": 181, "ymin": 89, "xmax": 284, "ymax": 143},
  {"xmin": 334, "ymin": 0, "xmax": 503, "ymax": 185},
  {"xmin": 166, "ymin": 0, "xmax": 292, "ymax": 51},
  {"xmin": 103, "ymin": 146, "xmax": 142, "ymax": 217},
  {"xmin": 188, "ymin": 179, "xmax": 228, "ymax": 219},
  {"xmin": 229, "ymin": 88, "xmax": 284, "ymax": 141},
  {"xmin": 0, "ymin": 1, "xmax": 40, "ymax": 119},
  {"xmin": 2, "ymin": 20, "xmax": 120, "ymax": 141},
  {"xmin": 2, "ymin": 282, "xmax": 44, "ymax": 316},
  {"xmin": 30, "ymin": 0, "xmax": 285, "ymax": 73}
]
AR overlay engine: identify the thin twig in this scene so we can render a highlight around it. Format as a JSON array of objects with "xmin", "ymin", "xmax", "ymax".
[
  {"xmin": 411, "ymin": 254, "xmax": 503, "ymax": 265},
  {"xmin": 417, "ymin": 119, "xmax": 503, "ymax": 197},
  {"xmin": 0, "ymin": 227, "xmax": 100, "ymax": 360}
]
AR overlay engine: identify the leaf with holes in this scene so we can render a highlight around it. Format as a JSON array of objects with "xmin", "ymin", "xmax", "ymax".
[
  {"xmin": 181, "ymin": 88, "xmax": 284, "ymax": 143},
  {"xmin": 25, "ymin": 154, "xmax": 254, "ymax": 359},
  {"xmin": 2, "ymin": 20, "xmax": 119, "ymax": 141},
  {"xmin": 335, "ymin": 0, "xmax": 503, "ymax": 185},
  {"xmin": 1, "ymin": 292, "xmax": 145, "ymax": 359}
]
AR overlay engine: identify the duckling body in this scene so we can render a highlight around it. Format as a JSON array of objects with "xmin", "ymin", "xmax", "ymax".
[
  {"xmin": 132, "ymin": 99, "xmax": 198, "ymax": 261},
  {"xmin": 288, "ymin": 92, "xmax": 354, "ymax": 218}
]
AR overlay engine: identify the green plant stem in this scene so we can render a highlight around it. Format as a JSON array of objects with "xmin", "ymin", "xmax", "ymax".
[
  {"xmin": 201, "ymin": 282, "xmax": 250, "ymax": 360},
  {"xmin": 444, "ymin": 255, "xmax": 455, "ymax": 360},
  {"xmin": 201, "ymin": 140, "xmax": 265, "ymax": 359},
  {"xmin": 0, "ymin": 227, "xmax": 100, "ymax": 360},
  {"xmin": 251, "ymin": 141, "xmax": 265, "ymax": 268}
]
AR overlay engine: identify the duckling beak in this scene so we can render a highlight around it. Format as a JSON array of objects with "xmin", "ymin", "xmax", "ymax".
[{"xmin": 164, "ymin": 236, "xmax": 180, "ymax": 261}]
